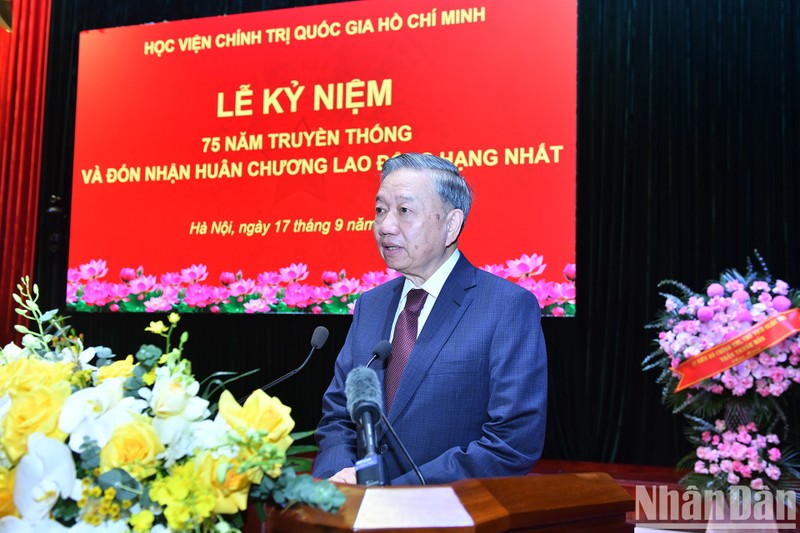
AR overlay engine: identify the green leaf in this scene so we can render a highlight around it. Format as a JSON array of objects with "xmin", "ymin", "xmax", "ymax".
[{"xmin": 97, "ymin": 468, "xmax": 141, "ymax": 502}]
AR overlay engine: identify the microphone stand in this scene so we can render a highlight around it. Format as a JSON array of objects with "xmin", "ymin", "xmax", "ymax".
[
  {"xmin": 237, "ymin": 336, "xmax": 322, "ymax": 404},
  {"xmin": 380, "ymin": 413, "xmax": 426, "ymax": 485}
]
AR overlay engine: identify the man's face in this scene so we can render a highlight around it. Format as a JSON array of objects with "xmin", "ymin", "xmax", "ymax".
[{"xmin": 373, "ymin": 168, "xmax": 461, "ymax": 285}]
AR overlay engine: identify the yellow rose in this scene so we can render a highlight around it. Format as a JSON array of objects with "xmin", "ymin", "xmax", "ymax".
[
  {"xmin": 100, "ymin": 418, "xmax": 165, "ymax": 480},
  {"xmin": 194, "ymin": 451, "xmax": 253, "ymax": 514},
  {"xmin": 218, "ymin": 390, "xmax": 295, "ymax": 453},
  {"xmin": 1, "ymin": 381, "xmax": 70, "ymax": 462},
  {"xmin": 0, "ymin": 357, "xmax": 72, "ymax": 397},
  {"xmin": 96, "ymin": 355, "xmax": 135, "ymax": 383},
  {"xmin": 0, "ymin": 467, "xmax": 17, "ymax": 517}
]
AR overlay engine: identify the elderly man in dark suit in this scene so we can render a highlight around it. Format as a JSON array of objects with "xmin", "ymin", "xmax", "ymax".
[{"xmin": 313, "ymin": 152, "xmax": 547, "ymax": 485}]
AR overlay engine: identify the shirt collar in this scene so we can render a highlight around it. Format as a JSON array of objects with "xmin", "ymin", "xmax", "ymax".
[{"xmin": 401, "ymin": 249, "xmax": 461, "ymax": 300}]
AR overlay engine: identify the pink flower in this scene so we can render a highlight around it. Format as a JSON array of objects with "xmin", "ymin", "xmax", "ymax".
[
  {"xmin": 279, "ymin": 263, "xmax": 309, "ymax": 284},
  {"xmin": 732, "ymin": 289, "xmax": 750, "ymax": 303},
  {"xmin": 563, "ymin": 263, "xmax": 576, "ymax": 281},
  {"xmin": 258, "ymin": 286, "xmax": 280, "ymax": 306},
  {"xmin": 128, "ymin": 275, "xmax": 157, "ymax": 294},
  {"xmin": 505, "ymin": 253, "xmax": 546, "ymax": 278},
  {"xmin": 243, "ymin": 299, "xmax": 272, "ymax": 314},
  {"xmin": 219, "ymin": 271, "xmax": 239, "ymax": 286},
  {"xmin": 360, "ymin": 270, "xmax": 393, "ymax": 289},
  {"xmin": 768, "ymin": 447, "xmax": 781, "ymax": 462},
  {"xmin": 144, "ymin": 295, "xmax": 175, "ymax": 312},
  {"xmin": 707, "ymin": 283, "xmax": 725, "ymax": 298},
  {"xmin": 321, "ymin": 270, "xmax": 341, "ymax": 285},
  {"xmin": 310, "ymin": 285, "xmax": 333, "ymax": 304},
  {"xmin": 228, "ymin": 278, "xmax": 256, "ymax": 297},
  {"xmin": 67, "ymin": 268, "xmax": 82, "ymax": 283},
  {"xmin": 765, "ymin": 465, "xmax": 781, "ymax": 481},
  {"xmin": 331, "ymin": 278, "xmax": 361, "ymax": 297},
  {"xmin": 66, "ymin": 283, "xmax": 78, "ymax": 304},
  {"xmin": 257, "ymin": 271, "xmax": 281, "ymax": 286},
  {"xmin": 107, "ymin": 283, "xmax": 130, "ymax": 302},
  {"xmin": 183, "ymin": 284, "xmax": 214, "ymax": 308},
  {"xmin": 518, "ymin": 278, "xmax": 553, "ymax": 307},
  {"xmin": 550, "ymin": 306, "xmax": 565, "ymax": 317},
  {"xmin": 549, "ymin": 282, "xmax": 576, "ymax": 304},
  {"xmin": 78, "ymin": 259, "xmax": 108, "ymax": 281},
  {"xmin": 751, "ymin": 281, "xmax": 771, "ymax": 293},
  {"xmin": 482, "ymin": 263, "xmax": 510, "ymax": 278},
  {"xmin": 82, "ymin": 280, "xmax": 111, "ymax": 306},
  {"xmin": 180, "ymin": 264, "xmax": 208, "ymax": 284},
  {"xmin": 750, "ymin": 478, "xmax": 764, "ymax": 490},
  {"xmin": 119, "ymin": 267, "xmax": 138, "ymax": 282},
  {"xmin": 773, "ymin": 280, "xmax": 790, "ymax": 295},
  {"xmin": 697, "ymin": 306, "xmax": 715, "ymax": 322},
  {"xmin": 282, "ymin": 284, "xmax": 315, "ymax": 308},
  {"xmin": 160, "ymin": 272, "xmax": 182, "ymax": 287},
  {"xmin": 772, "ymin": 295, "xmax": 792, "ymax": 312}
]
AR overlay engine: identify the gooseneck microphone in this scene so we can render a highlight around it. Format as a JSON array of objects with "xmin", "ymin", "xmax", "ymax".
[
  {"xmin": 366, "ymin": 339, "xmax": 392, "ymax": 368},
  {"xmin": 238, "ymin": 326, "xmax": 328, "ymax": 403},
  {"xmin": 364, "ymin": 339, "xmax": 426, "ymax": 485},
  {"xmin": 345, "ymin": 366, "xmax": 386, "ymax": 486}
]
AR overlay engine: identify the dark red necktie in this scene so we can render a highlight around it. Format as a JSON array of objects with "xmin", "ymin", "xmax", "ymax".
[{"xmin": 385, "ymin": 288, "xmax": 428, "ymax": 411}]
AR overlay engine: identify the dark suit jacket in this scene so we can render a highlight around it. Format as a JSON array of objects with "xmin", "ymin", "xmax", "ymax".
[{"xmin": 312, "ymin": 254, "xmax": 547, "ymax": 485}]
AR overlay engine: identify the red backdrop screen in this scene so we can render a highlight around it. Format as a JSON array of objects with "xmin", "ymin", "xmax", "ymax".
[{"xmin": 68, "ymin": 0, "xmax": 577, "ymax": 316}]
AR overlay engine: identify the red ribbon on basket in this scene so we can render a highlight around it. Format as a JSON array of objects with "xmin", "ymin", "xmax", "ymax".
[{"xmin": 673, "ymin": 308, "xmax": 800, "ymax": 392}]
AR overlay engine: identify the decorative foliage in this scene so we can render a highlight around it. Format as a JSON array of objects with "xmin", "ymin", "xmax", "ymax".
[
  {"xmin": 644, "ymin": 253, "xmax": 800, "ymax": 496},
  {"xmin": 66, "ymin": 255, "xmax": 576, "ymax": 317},
  {"xmin": 0, "ymin": 277, "xmax": 345, "ymax": 531}
]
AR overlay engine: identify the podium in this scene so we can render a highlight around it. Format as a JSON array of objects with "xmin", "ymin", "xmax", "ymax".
[{"xmin": 246, "ymin": 472, "xmax": 635, "ymax": 532}]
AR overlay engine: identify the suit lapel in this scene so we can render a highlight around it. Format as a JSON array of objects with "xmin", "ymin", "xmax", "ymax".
[{"xmin": 386, "ymin": 255, "xmax": 477, "ymax": 423}]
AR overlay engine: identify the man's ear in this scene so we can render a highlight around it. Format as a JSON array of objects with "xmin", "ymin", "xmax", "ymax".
[{"xmin": 445, "ymin": 209, "xmax": 465, "ymax": 247}]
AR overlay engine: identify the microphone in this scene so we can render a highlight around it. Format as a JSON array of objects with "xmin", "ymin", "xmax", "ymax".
[
  {"xmin": 364, "ymin": 340, "xmax": 426, "ymax": 485},
  {"xmin": 345, "ymin": 366, "xmax": 386, "ymax": 486},
  {"xmin": 239, "ymin": 326, "xmax": 328, "ymax": 403},
  {"xmin": 366, "ymin": 339, "xmax": 392, "ymax": 368}
]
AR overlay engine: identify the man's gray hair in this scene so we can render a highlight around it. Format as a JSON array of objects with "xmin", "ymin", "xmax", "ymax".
[{"xmin": 380, "ymin": 153, "xmax": 473, "ymax": 222}]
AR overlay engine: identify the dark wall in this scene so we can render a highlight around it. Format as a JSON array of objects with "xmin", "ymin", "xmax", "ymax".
[{"xmin": 36, "ymin": 0, "xmax": 800, "ymax": 468}]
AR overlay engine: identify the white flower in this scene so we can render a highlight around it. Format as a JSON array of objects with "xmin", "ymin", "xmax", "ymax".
[
  {"xmin": 0, "ymin": 394, "xmax": 12, "ymax": 468},
  {"xmin": 13, "ymin": 434, "xmax": 76, "ymax": 523},
  {"xmin": 55, "ymin": 346, "xmax": 95, "ymax": 370},
  {"xmin": 59, "ymin": 378, "xmax": 147, "ymax": 452},
  {"xmin": 160, "ymin": 418, "xmax": 231, "ymax": 467},
  {"xmin": 0, "ymin": 342, "xmax": 25, "ymax": 363},
  {"xmin": 141, "ymin": 367, "xmax": 210, "ymax": 445},
  {"xmin": 0, "ymin": 516, "xmax": 69, "ymax": 532}
]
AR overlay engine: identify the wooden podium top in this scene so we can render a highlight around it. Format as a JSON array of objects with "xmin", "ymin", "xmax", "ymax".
[{"xmin": 247, "ymin": 472, "xmax": 634, "ymax": 533}]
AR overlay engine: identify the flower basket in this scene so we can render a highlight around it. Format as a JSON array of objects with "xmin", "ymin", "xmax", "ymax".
[
  {"xmin": 643, "ymin": 253, "xmax": 800, "ymax": 520},
  {"xmin": 0, "ymin": 277, "xmax": 345, "ymax": 531}
]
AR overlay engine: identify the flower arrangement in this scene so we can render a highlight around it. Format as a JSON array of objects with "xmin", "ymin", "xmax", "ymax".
[
  {"xmin": 644, "ymin": 253, "xmax": 800, "ymax": 495},
  {"xmin": 66, "ymin": 254, "xmax": 576, "ymax": 317},
  {"xmin": 0, "ymin": 277, "xmax": 344, "ymax": 531}
]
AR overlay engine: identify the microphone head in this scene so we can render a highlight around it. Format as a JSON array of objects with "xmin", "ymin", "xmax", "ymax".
[
  {"xmin": 372, "ymin": 340, "xmax": 392, "ymax": 364},
  {"xmin": 311, "ymin": 326, "xmax": 329, "ymax": 349},
  {"xmin": 345, "ymin": 366, "xmax": 383, "ymax": 423}
]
